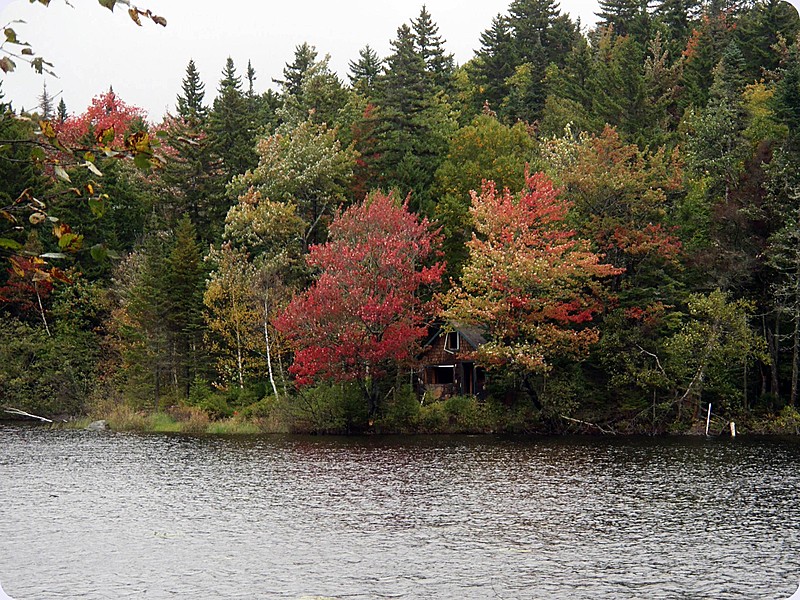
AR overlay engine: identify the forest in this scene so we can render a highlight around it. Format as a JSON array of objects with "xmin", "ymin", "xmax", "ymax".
[{"xmin": 2, "ymin": 0, "xmax": 800, "ymax": 435}]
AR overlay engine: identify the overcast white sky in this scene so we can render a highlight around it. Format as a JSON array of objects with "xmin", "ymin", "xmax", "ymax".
[
  {"xmin": 5, "ymin": 0, "xmax": 800, "ymax": 120},
  {"xmin": 0, "ymin": 0, "xmax": 606, "ymax": 120}
]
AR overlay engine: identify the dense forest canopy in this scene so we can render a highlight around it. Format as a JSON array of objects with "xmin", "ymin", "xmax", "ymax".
[{"xmin": 2, "ymin": 0, "xmax": 800, "ymax": 434}]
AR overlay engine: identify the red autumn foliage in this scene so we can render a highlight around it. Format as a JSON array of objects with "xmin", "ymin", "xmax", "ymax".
[
  {"xmin": 56, "ymin": 89, "xmax": 148, "ymax": 149},
  {"xmin": 443, "ymin": 171, "xmax": 622, "ymax": 373},
  {"xmin": 274, "ymin": 191, "xmax": 444, "ymax": 394}
]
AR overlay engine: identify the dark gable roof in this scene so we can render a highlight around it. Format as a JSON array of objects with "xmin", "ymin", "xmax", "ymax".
[{"xmin": 421, "ymin": 322, "xmax": 487, "ymax": 350}]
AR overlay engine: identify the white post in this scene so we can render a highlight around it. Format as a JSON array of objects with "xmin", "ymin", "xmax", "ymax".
[
  {"xmin": 730, "ymin": 421, "xmax": 737, "ymax": 438},
  {"xmin": 705, "ymin": 403, "xmax": 712, "ymax": 436}
]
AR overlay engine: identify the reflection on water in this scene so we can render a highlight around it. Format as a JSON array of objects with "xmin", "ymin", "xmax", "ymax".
[{"xmin": 1, "ymin": 427, "xmax": 799, "ymax": 599}]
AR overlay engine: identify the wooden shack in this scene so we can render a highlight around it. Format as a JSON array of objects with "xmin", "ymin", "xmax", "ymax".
[{"xmin": 417, "ymin": 324, "xmax": 487, "ymax": 399}]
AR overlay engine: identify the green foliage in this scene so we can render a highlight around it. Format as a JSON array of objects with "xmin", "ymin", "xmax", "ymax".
[
  {"xmin": 207, "ymin": 57, "xmax": 258, "ymax": 180},
  {"xmin": 379, "ymin": 384, "xmax": 421, "ymax": 431},
  {"xmin": 293, "ymin": 381, "xmax": 369, "ymax": 433},
  {"xmin": 0, "ymin": 316, "xmax": 100, "ymax": 416},
  {"xmin": 432, "ymin": 113, "xmax": 536, "ymax": 278}
]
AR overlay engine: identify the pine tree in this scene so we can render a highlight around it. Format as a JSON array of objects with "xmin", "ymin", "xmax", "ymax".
[
  {"xmin": 38, "ymin": 81, "xmax": 53, "ymax": 120},
  {"xmin": 167, "ymin": 215, "xmax": 207, "ymax": 397},
  {"xmin": 348, "ymin": 45, "xmax": 382, "ymax": 96},
  {"xmin": 735, "ymin": 0, "xmax": 800, "ymax": 78},
  {"xmin": 176, "ymin": 59, "xmax": 207, "ymax": 123},
  {"xmin": 275, "ymin": 42, "xmax": 318, "ymax": 97},
  {"xmin": 596, "ymin": 0, "xmax": 652, "ymax": 44},
  {"xmin": 412, "ymin": 5, "xmax": 455, "ymax": 92},
  {"xmin": 207, "ymin": 57, "xmax": 256, "ymax": 180},
  {"xmin": 469, "ymin": 14, "xmax": 517, "ymax": 113},
  {"xmin": 56, "ymin": 97, "xmax": 68, "ymax": 123},
  {"xmin": 246, "ymin": 59, "xmax": 257, "ymax": 97}
]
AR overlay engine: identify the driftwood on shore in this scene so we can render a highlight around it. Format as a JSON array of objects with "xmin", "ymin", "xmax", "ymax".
[{"xmin": 3, "ymin": 408, "xmax": 53, "ymax": 423}]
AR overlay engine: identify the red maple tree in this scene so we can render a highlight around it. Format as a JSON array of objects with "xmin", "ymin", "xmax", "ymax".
[
  {"xmin": 56, "ymin": 89, "xmax": 148, "ymax": 149},
  {"xmin": 274, "ymin": 191, "xmax": 444, "ymax": 414}
]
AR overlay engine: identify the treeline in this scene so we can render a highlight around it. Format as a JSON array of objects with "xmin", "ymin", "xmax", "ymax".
[{"xmin": 2, "ymin": 0, "xmax": 800, "ymax": 433}]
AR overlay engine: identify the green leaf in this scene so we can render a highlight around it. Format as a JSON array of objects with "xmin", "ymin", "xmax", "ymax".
[
  {"xmin": 4, "ymin": 28, "xmax": 18, "ymax": 43},
  {"xmin": 30, "ymin": 146, "xmax": 46, "ymax": 162},
  {"xmin": 90, "ymin": 244, "xmax": 108, "ymax": 262},
  {"xmin": 21, "ymin": 48, "xmax": 33, "ymax": 55},
  {"xmin": 54, "ymin": 165, "xmax": 71, "ymax": 182},
  {"xmin": 58, "ymin": 232, "xmax": 83, "ymax": 252},
  {"xmin": 88, "ymin": 196, "xmax": 106, "ymax": 217},
  {"xmin": 98, "ymin": 0, "xmax": 116, "ymax": 10},
  {"xmin": 133, "ymin": 152, "xmax": 152, "ymax": 171},
  {"xmin": 0, "ymin": 57, "xmax": 16, "ymax": 73},
  {"xmin": 0, "ymin": 238, "xmax": 22, "ymax": 250}
]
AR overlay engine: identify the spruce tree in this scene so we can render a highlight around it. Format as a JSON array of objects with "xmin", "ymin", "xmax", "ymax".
[
  {"xmin": 469, "ymin": 14, "xmax": 517, "ymax": 113},
  {"xmin": 246, "ymin": 59, "xmax": 257, "ymax": 97},
  {"xmin": 374, "ymin": 22, "xmax": 457, "ymax": 209},
  {"xmin": 167, "ymin": 215, "xmax": 207, "ymax": 397},
  {"xmin": 348, "ymin": 45, "xmax": 382, "ymax": 96},
  {"xmin": 176, "ymin": 59, "xmax": 207, "ymax": 122},
  {"xmin": 505, "ymin": 0, "xmax": 581, "ymax": 121},
  {"xmin": 37, "ymin": 82, "xmax": 54, "ymax": 120},
  {"xmin": 275, "ymin": 42, "xmax": 318, "ymax": 96},
  {"xmin": 596, "ymin": 0, "xmax": 652, "ymax": 44},
  {"xmin": 412, "ymin": 5, "xmax": 455, "ymax": 92},
  {"xmin": 735, "ymin": 0, "xmax": 800, "ymax": 78},
  {"xmin": 56, "ymin": 97, "xmax": 68, "ymax": 123},
  {"xmin": 207, "ymin": 57, "xmax": 256, "ymax": 180}
]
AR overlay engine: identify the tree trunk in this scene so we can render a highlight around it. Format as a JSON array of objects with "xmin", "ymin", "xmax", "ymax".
[
  {"xmin": 264, "ymin": 298, "xmax": 280, "ymax": 400},
  {"xmin": 792, "ymin": 273, "xmax": 800, "ymax": 406},
  {"xmin": 772, "ymin": 311, "xmax": 781, "ymax": 399}
]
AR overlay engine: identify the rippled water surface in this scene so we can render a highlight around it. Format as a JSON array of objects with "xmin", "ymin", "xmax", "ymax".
[{"xmin": 1, "ymin": 427, "xmax": 799, "ymax": 599}]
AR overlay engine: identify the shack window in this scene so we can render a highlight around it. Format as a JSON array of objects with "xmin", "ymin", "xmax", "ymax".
[
  {"xmin": 444, "ymin": 331, "xmax": 459, "ymax": 351},
  {"xmin": 427, "ymin": 365, "xmax": 455, "ymax": 384},
  {"xmin": 434, "ymin": 366, "xmax": 454, "ymax": 384}
]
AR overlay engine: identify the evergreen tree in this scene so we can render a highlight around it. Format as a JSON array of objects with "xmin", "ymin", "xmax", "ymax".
[
  {"xmin": 176, "ymin": 59, "xmax": 207, "ymax": 123},
  {"xmin": 246, "ymin": 59, "xmax": 257, "ymax": 97},
  {"xmin": 596, "ymin": 0, "xmax": 652, "ymax": 45},
  {"xmin": 412, "ymin": 5, "xmax": 455, "ymax": 92},
  {"xmin": 348, "ymin": 45, "xmax": 382, "ymax": 96},
  {"xmin": 588, "ymin": 29, "xmax": 647, "ymax": 136},
  {"xmin": 505, "ymin": 0, "xmax": 581, "ymax": 121},
  {"xmin": 374, "ymin": 23, "xmax": 457, "ymax": 209},
  {"xmin": 680, "ymin": 9, "xmax": 736, "ymax": 108},
  {"xmin": 38, "ymin": 82, "xmax": 54, "ymax": 120},
  {"xmin": 167, "ymin": 215, "xmax": 207, "ymax": 397},
  {"xmin": 207, "ymin": 57, "xmax": 257, "ymax": 180},
  {"xmin": 279, "ymin": 54, "xmax": 349, "ymax": 127},
  {"xmin": 159, "ymin": 115, "xmax": 227, "ymax": 243},
  {"xmin": 56, "ymin": 97, "xmax": 68, "ymax": 123},
  {"xmin": 653, "ymin": 0, "xmax": 702, "ymax": 52},
  {"xmin": 469, "ymin": 14, "xmax": 517, "ymax": 113},
  {"xmin": 735, "ymin": 0, "xmax": 800, "ymax": 78},
  {"xmin": 275, "ymin": 42, "xmax": 318, "ymax": 97}
]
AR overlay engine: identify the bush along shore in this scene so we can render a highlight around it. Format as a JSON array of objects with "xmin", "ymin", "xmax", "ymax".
[{"xmin": 6, "ymin": 381, "xmax": 800, "ymax": 436}]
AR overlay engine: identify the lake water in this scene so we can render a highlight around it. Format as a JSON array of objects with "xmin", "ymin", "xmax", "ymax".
[{"xmin": 1, "ymin": 426, "xmax": 799, "ymax": 599}]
